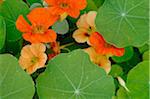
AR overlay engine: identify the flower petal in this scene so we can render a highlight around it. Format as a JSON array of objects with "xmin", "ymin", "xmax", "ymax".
[
  {"xmin": 37, "ymin": 53, "xmax": 47, "ymax": 68},
  {"xmin": 30, "ymin": 43, "xmax": 46, "ymax": 56},
  {"xmin": 73, "ymin": 0, "xmax": 87, "ymax": 10},
  {"xmin": 68, "ymin": 8, "xmax": 80, "ymax": 18},
  {"xmin": 73, "ymin": 29, "xmax": 89, "ymax": 43},
  {"xmin": 16, "ymin": 15, "xmax": 31, "ymax": 33},
  {"xmin": 19, "ymin": 56, "xmax": 33, "ymax": 69},
  {"xmin": 27, "ymin": 8, "xmax": 58, "ymax": 28},
  {"xmin": 26, "ymin": 65, "xmax": 37, "ymax": 74},
  {"xmin": 86, "ymin": 11, "xmax": 97, "ymax": 27},
  {"xmin": 20, "ymin": 45, "xmax": 33, "ymax": 58},
  {"xmin": 40, "ymin": 29, "xmax": 57, "ymax": 43},
  {"xmin": 23, "ymin": 33, "xmax": 40, "ymax": 43},
  {"xmin": 44, "ymin": 0, "xmax": 56, "ymax": 5},
  {"xmin": 76, "ymin": 14, "xmax": 89, "ymax": 29}
]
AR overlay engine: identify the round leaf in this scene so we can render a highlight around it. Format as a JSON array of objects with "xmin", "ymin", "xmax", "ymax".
[
  {"xmin": 0, "ymin": 16, "xmax": 6, "ymax": 50},
  {"xmin": 117, "ymin": 61, "xmax": 149, "ymax": 99},
  {"xmin": 52, "ymin": 19, "xmax": 69, "ymax": 35},
  {"xmin": 127, "ymin": 61, "xmax": 149, "ymax": 98},
  {"xmin": 117, "ymin": 87, "xmax": 130, "ymax": 99},
  {"xmin": 0, "ymin": 0, "xmax": 29, "ymax": 41},
  {"xmin": 112, "ymin": 47, "xmax": 134, "ymax": 63},
  {"xmin": 96, "ymin": 0, "xmax": 149, "ymax": 47},
  {"xmin": 37, "ymin": 50, "xmax": 115, "ymax": 99},
  {"xmin": 0, "ymin": 54, "xmax": 35, "ymax": 99}
]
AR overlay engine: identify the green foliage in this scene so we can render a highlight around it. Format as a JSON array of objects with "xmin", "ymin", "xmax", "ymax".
[
  {"xmin": 138, "ymin": 44, "xmax": 149, "ymax": 54},
  {"xmin": 30, "ymin": 3, "xmax": 42, "ymax": 10},
  {"xmin": 117, "ymin": 87, "xmax": 129, "ymax": 99},
  {"xmin": 117, "ymin": 61, "xmax": 149, "ymax": 99},
  {"xmin": 93, "ymin": 0, "xmax": 105, "ymax": 8},
  {"xmin": 109, "ymin": 64, "xmax": 123, "ymax": 77},
  {"xmin": 27, "ymin": 0, "xmax": 42, "ymax": 5},
  {"xmin": 0, "ymin": 54, "xmax": 35, "ymax": 99},
  {"xmin": 5, "ymin": 39, "xmax": 23, "ymax": 57},
  {"xmin": 0, "ymin": 16, "xmax": 6, "ymax": 50},
  {"xmin": 0, "ymin": 0, "xmax": 29, "ymax": 41},
  {"xmin": 52, "ymin": 19, "xmax": 69, "ymax": 35},
  {"xmin": 142, "ymin": 50, "xmax": 149, "ymax": 61},
  {"xmin": 96, "ymin": 0, "xmax": 149, "ymax": 47},
  {"xmin": 37, "ymin": 50, "xmax": 115, "ymax": 99},
  {"xmin": 112, "ymin": 47, "xmax": 134, "ymax": 63},
  {"xmin": 84, "ymin": 0, "xmax": 98, "ymax": 11}
]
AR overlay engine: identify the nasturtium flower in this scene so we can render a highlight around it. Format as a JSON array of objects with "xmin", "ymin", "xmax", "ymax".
[
  {"xmin": 73, "ymin": 11, "xmax": 97, "ymax": 43},
  {"xmin": 19, "ymin": 43, "xmax": 47, "ymax": 74},
  {"xmin": 45, "ymin": 0, "xmax": 87, "ymax": 20},
  {"xmin": 48, "ymin": 41, "xmax": 60, "ymax": 60},
  {"xmin": 16, "ymin": 8, "xmax": 58, "ymax": 43},
  {"xmin": 84, "ymin": 47, "xmax": 111, "ymax": 74},
  {"xmin": 89, "ymin": 32, "xmax": 125, "ymax": 57}
]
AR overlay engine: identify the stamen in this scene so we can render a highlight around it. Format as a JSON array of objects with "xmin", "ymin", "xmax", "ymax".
[{"xmin": 60, "ymin": 3, "xmax": 69, "ymax": 8}]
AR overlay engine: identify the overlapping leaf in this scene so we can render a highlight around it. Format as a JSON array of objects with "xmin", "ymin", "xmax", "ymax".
[
  {"xmin": 0, "ymin": 0, "xmax": 29, "ymax": 41},
  {"xmin": 96, "ymin": 0, "xmax": 149, "ymax": 47},
  {"xmin": 37, "ymin": 50, "xmax": 115, "ymax": 99},
  {"xmin": 0, "ymin": 54, "xmax": 35, "ymax": 99},
  {"xmin": 117, "ymin": 61, "xmax": 149, "ymax": 99}
]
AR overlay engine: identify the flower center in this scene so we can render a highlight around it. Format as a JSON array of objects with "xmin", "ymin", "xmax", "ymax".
[
  {"xmin": 104, "ymin": 43, "xmax": 112, "ymax": 48},
  {"xmin": 0, "ymin": 0, "xmax": 3, "ymax": 4},
  {"xmin": 60, "ymin": 3, "xmax": 69, "ymax": 8},
  {"xmin": 88, "ymin": 26, "xmax": 96, "ymax": 34},
  {"xmin": 32, "ymin": 25, "xmax": 45, "ymax": 34},
  {"xmin": 31, "ymin": 57, "xmax": 39, "ymax": 64},
  {"xmin": 84, "ymin": 33, "xmax": 90, "ymax": 37}
]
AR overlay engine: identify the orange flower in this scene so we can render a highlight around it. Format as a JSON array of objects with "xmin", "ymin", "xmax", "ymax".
[
  {"xmin": 84, "ymin": 47, "xmax": 111, "ymax": 73},
  {"xmin": 45, "ymin": 0, "xmax": 87, "ymax": 19},
  {"xmin": 48, "ymin": 41, "xmax": 60, "ymax": 60},
  {"xmin": 73, "ymin": 11, "xmax": 97, "ymax": 43},
  {"xmin": 16, "ymin": 8, "xmax": 58, "ymax": 43},
  {"xmin": 89, "ymin": 32, "xmax": 125, "ymax": 57},
  {"xmin": 19, "ymin": 43, "xmax": 47, "ymax": 74}
]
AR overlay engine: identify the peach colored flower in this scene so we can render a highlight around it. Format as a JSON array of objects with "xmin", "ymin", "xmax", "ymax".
[
  {"xmin": 89, "ymin": 32, "xmax": 125, "ymax": 57},
  {"xmin": 19, "ymin": 43, "xmax": 47, "ymax": 74},
  {"xmin": 16, "ymin": 8, "xmax": 58, "ymax": 43},
  {"xmin": 45, "ymin": 0, "xmax": 87, "ymax": 20},
  {"xmin": 73, "ymin": 11, "xmax": 97, "ymax": 43},
  {"xmin": 84, "ymin": 47, "xmax": 111, "ymax": 74}
]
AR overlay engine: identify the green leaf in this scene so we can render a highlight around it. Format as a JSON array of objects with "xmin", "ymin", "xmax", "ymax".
[
  {"xmin": 52, "ymin": 19, "xmax": 69, "ymax": 35},
  {"xmin": 117, "ymin": 87, "xmax": 130, "ymax": 99},
  {"xmin": 142, "ymin": 50, "xmax": 149, "ymax": 61},
  {"xmin": 109, "ymin": 64, "xmax": 123, "ymax": 77},
  {"xmin": 96, "ymin": 0, "xmax": 149, "ymax": 47},
  {"xmin": 112, "ymin": 47, "xmax": 134, "ymax": 63},
  {"xmin": 0, "ymin": 16, "xmax": 6, "ymax": 50},
  {"xmin": 118, "ymin": 61, "xmax": 149, "ymax": 99},
  {"xmin": 37, "ymin": 50, "xmax": 115, "ymax": 99},
  {"xmin": 0, "ymin": 0, "xmax": 29, "ymax": 41},
  {"xmin": 5, "ymin": 39, "xmax": 23, "ymax": 56},
  {"xmin": 30, "ymin": 3, "xmax": 42, "ymax": 10},
  {"xmin": 0, "ymin": 54, "xmax": 35, "ymax": 99},
  {"xmin": 26, "ymin": 0, "xmax": 42, "ymax": 6},
  {"xmin": 84, "ymin": 0, "xmax": 98, "ymax": 11},
  {"xmin": 138, "ymin": 44, "xmax": 149, "ymax": 54},
  {"xmin": 93, "ymin": 0, "xmax": 105, "ymax": 8}
]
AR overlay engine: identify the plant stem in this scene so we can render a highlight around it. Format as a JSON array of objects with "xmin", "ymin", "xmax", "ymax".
[{"xmin": 60, "ymin": 42, "xmax": 74, "ymax": 49}]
